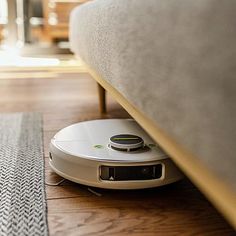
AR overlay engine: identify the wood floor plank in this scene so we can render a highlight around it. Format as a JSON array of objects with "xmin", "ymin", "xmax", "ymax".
[
  {"xmin": 0, "ymin": 72, "xmax": 234, "ymax": 235},
  {"xmin": 47, "ymin": 180, "xmax": 234, "ymax": 236},
  {"xmin": 47, "ymin": 212, "xmax": 234, "ymax": 236}
]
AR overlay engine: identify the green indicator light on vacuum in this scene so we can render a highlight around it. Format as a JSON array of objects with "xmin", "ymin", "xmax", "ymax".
[{"xmin": 94, "ymin": 145, "xmax": 104, "ymax": 149}]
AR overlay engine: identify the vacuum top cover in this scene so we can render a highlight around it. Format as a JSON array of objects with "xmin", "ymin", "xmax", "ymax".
[{"xmin": 51, "ymin": 119, "xmax": 168, "ymax": 162}]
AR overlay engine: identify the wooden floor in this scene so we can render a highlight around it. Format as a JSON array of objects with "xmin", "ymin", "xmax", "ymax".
[{"xmin": 0, "ymin": 72, "xmax": 235, "ymax": 236}]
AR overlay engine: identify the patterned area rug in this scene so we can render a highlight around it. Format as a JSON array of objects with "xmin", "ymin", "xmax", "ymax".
[{"xmin": 0, "ymin": 113, "xmax": 48, "ymax": 236}]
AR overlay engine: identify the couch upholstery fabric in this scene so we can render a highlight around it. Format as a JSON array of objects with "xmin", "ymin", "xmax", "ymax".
[{"xmin": 70, "ymin": 0, "xmax": 236, "ymax": 192}]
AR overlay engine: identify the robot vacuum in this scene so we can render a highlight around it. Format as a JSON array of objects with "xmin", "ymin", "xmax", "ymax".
[{"xmin": 49, "ymin": 119, "xmax": 183, "ymax": 189}]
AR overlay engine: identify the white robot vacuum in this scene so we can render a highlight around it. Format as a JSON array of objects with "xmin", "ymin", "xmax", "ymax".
[{"xmin": 49, "ymin": 119, "xmax": 183, "ymax": 189}]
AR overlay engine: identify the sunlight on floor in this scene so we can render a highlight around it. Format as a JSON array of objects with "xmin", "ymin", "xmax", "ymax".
[
  {"xmin": 0, "ymin": 50, "xmax": 82, "ymax": 67},
  {"xmin": 0, "ymin": 48, "xmax": 86, "ymax": 73},
  {"xmin": 0, "ymin": 52, "xmax": 60, "ymax": 67}
]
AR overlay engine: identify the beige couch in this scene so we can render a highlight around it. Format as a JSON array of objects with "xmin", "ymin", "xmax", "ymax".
[{"xmin": 70, "ymin": 0, "xmax": 236, "ymax": 229}]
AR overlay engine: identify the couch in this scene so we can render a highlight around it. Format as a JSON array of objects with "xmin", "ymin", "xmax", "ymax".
[{"xmin": 69, "ymin": 0, "xmax": 236, "ymax": 229}]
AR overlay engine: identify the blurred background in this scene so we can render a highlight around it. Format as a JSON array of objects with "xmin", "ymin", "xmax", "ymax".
[{"xmin": 0, "ymin": 0, "xmax": 89, "ymax": 56}]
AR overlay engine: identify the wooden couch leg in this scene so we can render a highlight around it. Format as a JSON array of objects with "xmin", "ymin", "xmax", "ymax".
[{"xmin": 97, "ymin": 83, "xmax": 106, "ymax": 113}]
